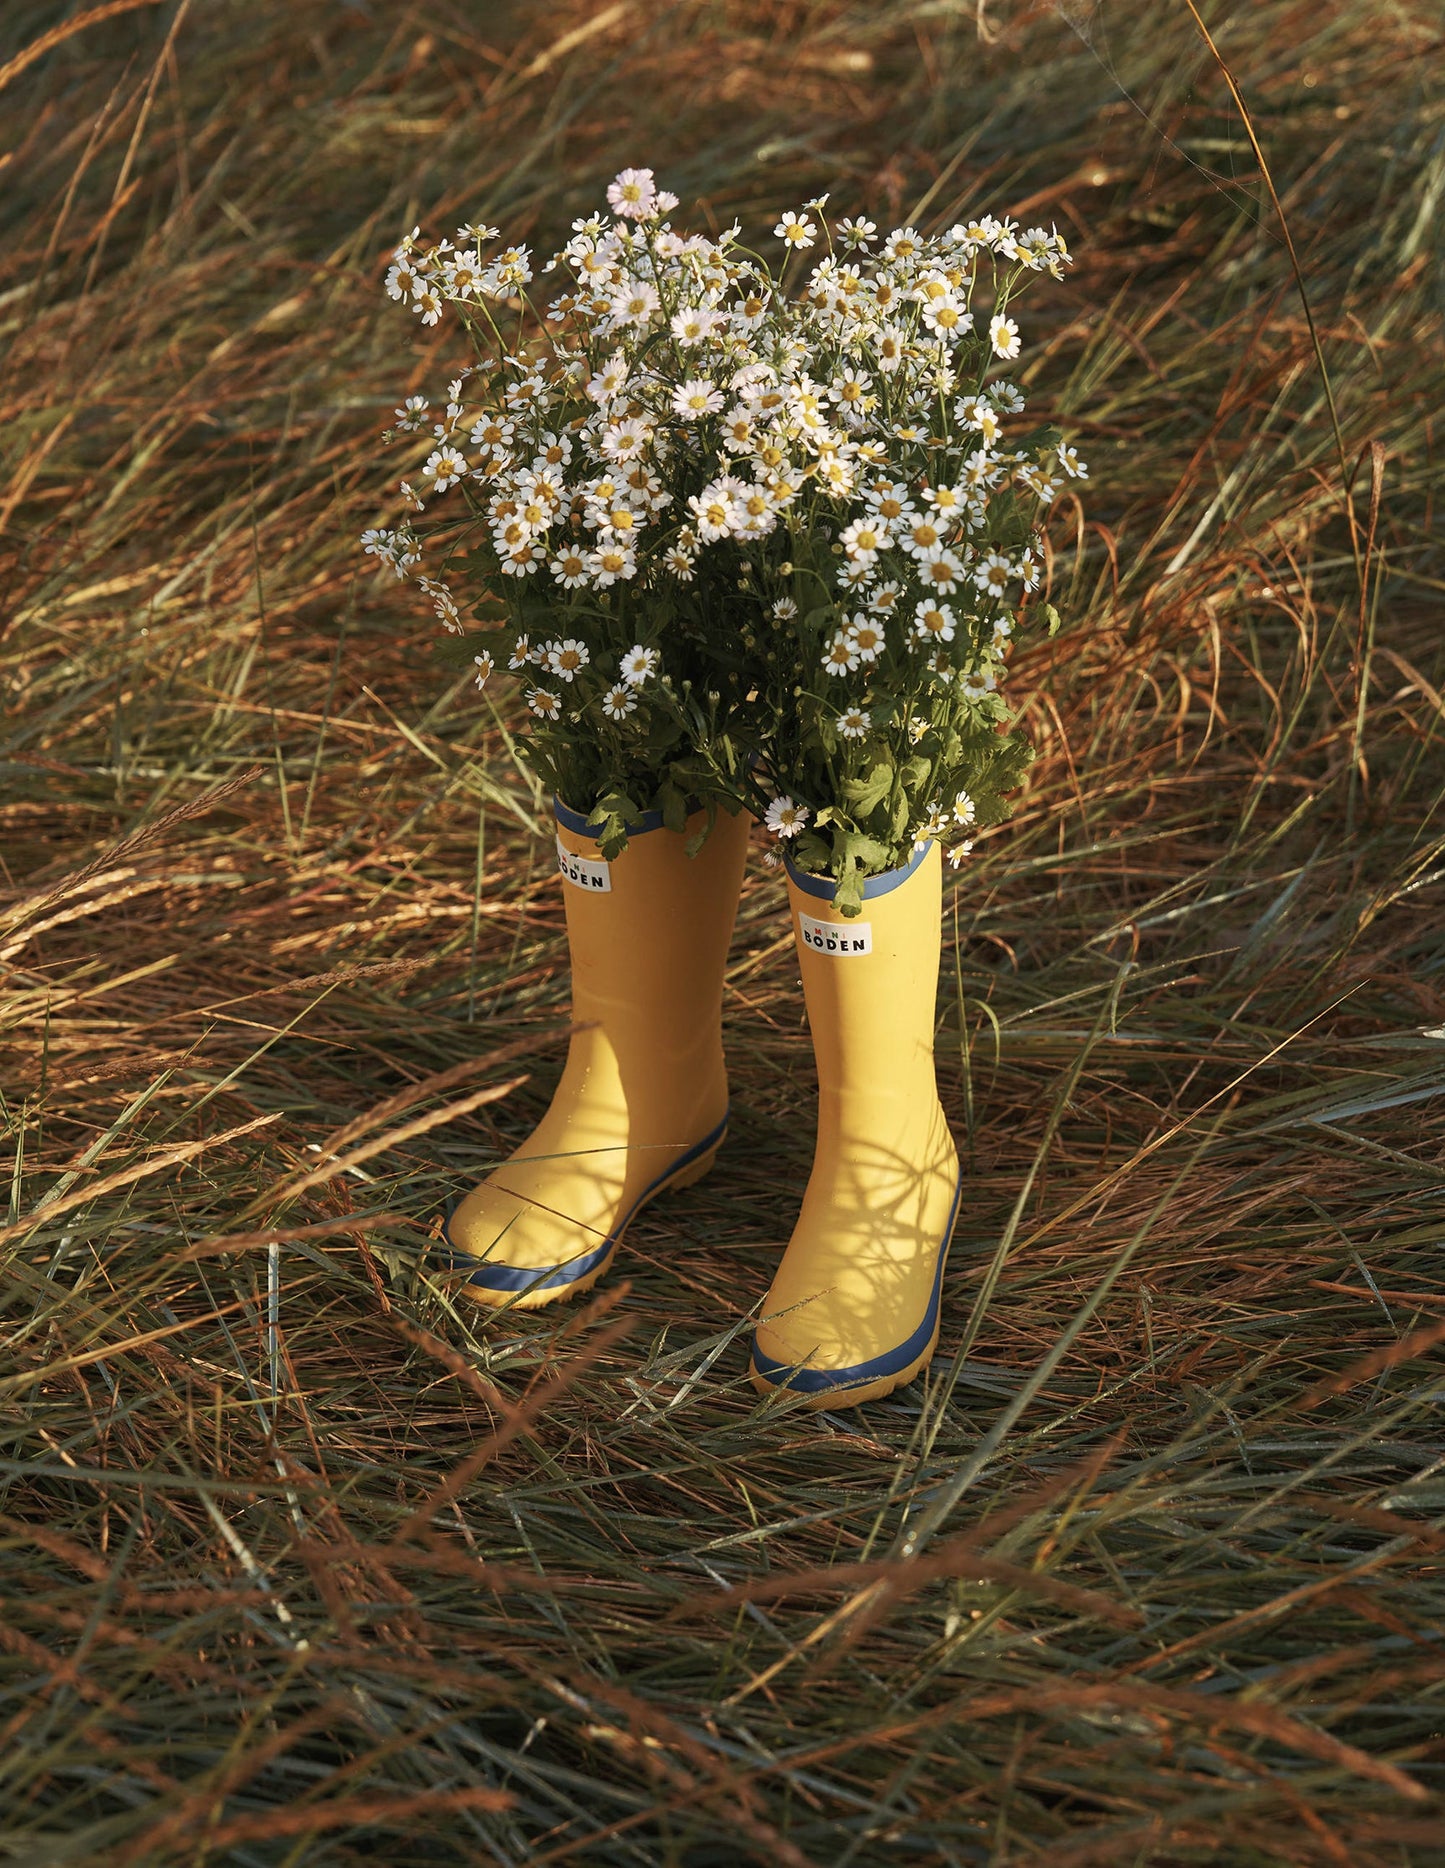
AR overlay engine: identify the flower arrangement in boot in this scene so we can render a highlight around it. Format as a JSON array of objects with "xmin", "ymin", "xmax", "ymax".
[
  {"xmin": 703, "ymin": 199, "xmax": 1088, "ymax": 1404},
  {"xmin": 660, "ymin": 201, "xmax": 1086, "ymax": 914},
  {"xmin": 363, "ymin": 168, "xmax": 793, "ymax": 852},
  {"xmin": 360, "ymin": 171, "xmax": 799, "ymax": 1302}
]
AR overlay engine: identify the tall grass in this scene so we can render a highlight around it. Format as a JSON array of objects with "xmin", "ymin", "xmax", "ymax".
[{"xmin": 2, "ymin": 1, "xmax": 1443, "ymax": 1861}]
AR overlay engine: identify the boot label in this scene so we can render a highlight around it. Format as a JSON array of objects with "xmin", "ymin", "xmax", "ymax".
[
  {"xmin": 556, "ymin": 838, "xmax": 612, "ymax": 893},
  {"xmin": 798, "ymin": 910, "xmax": 872, "ymax": 956}
]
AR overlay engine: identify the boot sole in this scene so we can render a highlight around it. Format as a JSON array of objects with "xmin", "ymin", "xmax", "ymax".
[
  {"xmin": 749, "ymin": 1165, "xmax": 962, "ymax": 1410},
  {"xmin": 749, "ymin": 1313, "xmax": 942, "ymax": 1409},
  {"xmin": 450, "ymin": 1118, "xmax": 727, "ymax": 1313}
]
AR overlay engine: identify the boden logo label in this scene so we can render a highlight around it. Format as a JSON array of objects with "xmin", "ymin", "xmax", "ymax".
[
  {"xmin": 798, "ymin": 910, "xmax": 872, "ymax": 956},
  {"xmin": 556, "ymin": 837, "xmax": 612, "ymax": 893}
]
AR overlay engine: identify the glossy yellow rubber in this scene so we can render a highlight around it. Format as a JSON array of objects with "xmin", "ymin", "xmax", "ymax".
[
  {"xmin": 444, "ymin": 803, "xmax": 750, "ymax": 1309},
  {"xmin": 752, "ymin": 842, "xmax": 961, "ymax": 1408}
]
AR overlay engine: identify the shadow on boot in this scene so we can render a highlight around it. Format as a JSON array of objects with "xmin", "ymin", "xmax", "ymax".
[
  {"xmin": 442, "ymin": 800, "xmax": 750, "ymax": 1307},
  {"xmin": 752, "ymin": 841, "xmax": 961, "ymax": 1407}
]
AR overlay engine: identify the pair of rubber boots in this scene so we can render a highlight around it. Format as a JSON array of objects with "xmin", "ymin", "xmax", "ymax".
[{"xmin": 443, "ymin": 802, "xmax": 961, "ymax": 1409}]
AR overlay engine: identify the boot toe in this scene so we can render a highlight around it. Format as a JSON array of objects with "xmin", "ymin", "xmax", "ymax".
[{"xmin": 440, "ymin": 1183, "xmax": 616, "ymax": 1304}]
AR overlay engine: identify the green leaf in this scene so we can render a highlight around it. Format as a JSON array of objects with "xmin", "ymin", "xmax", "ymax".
[
  {"xmin": 841, "ymin": 759, "xmax": 894, "ymax": 818},
  {"xmin": 657, "ymin": 782, "xmax": 689, "ymax": 834}
]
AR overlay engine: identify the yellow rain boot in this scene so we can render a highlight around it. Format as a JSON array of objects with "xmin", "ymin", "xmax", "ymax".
[
  {"xmin": 751, "ymin": 842, "xmax": 961, "ymax": 1407},
  {"xmin": 443, "ymin": 800, "xmax": 750, "ymax": 1308}
]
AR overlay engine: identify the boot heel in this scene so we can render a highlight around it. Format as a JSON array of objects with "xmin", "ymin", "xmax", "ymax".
[{"xmin": 667, "ymin": 1135, "xmax": 724, "ymax": 1190}]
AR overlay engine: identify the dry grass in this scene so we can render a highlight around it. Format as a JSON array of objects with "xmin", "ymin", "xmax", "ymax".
[{"xmin": 3, "ymin": 1, "xmax": 1444, "ymax": 1862}]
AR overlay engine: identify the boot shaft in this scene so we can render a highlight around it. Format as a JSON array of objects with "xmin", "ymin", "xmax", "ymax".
[
  {"xmin": 786, "ymin": 842, "xmax": 945, "ymax": 1125},
  {"xmin": 554, "ymin": 800, "xmax": 750, "ymax": 1108}
]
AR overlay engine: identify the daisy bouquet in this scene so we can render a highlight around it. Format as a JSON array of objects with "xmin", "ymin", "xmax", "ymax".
[
  {"xmin": 361, "ymin": 171, "xmax": 789, "ymax": 854},
  {"xmin": 673, "ymin": 202, "xmax": 1087, "ymax": 913},
  {"xmin": 362, "ymin": 171, "xmax": 1084, "ymax": 891}
]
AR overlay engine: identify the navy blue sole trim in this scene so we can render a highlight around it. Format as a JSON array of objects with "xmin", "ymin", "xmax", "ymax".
[
  {"xmin": 785, "ymin": 841, "xmax": 931, "ymax": 903},
  {"xmin": 438, "ymin": 1108, "xmax": 729, "ymax": 1296},
  {"xmin": 750, "ymin": 1164, "xmax": 964, "ymax": 1396}
]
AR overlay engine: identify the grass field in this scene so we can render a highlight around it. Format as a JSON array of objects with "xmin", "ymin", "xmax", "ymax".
[{"xmin": 3, "ymin": 1, "xmax": 1444, "ymax": 1862}]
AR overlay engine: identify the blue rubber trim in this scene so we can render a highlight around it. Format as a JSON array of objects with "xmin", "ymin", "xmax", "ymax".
[
  {"xmin": 554, "ymin": 795, "xmax": 668, "ymax": 837},
  {"xmin": 785, "ymin": 841, "xmax": 931, "ymax": 903},
  {"xmin": 439, "ymin": 1108, "xmax": 729, "ymax": 1295},
  {"xmin": 750, "ymin": 1163, "xmax": 964, "ymax": 1395}
]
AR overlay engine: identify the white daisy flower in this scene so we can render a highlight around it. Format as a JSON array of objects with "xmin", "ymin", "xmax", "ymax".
[
  {"xmin": 607, "ymin": 280, "xmax": 660, "ymax": 327},
  {"xmin": 607, "ymin": 167, "xmax": 658, "ymax": 220},
  {"xmin": 838, "ymin": 707, "xmax": 871, "ymax": 738},
  {"xmin": 413, "ymin": 286, "xmax": 444, "ymax": 326},
  {"xmin": 472, "ymin": 651, "xmax": 494, "ymax": 689},
  {"xmin": 947, "ymin": 841, "xmax": 974, "ymax": 868},
  {"xmin": 877, "ymin": 325, "xmax": 911, "ymax": 375},
  {"xmin": 846, "ymin": 616, "xmax": 885, "ymax": 661},
  {"xmin": 881, "ymin": 226, "xmax": 921, "ymax": 262},
  {"xmin": 620, "ymin": 644, "xmax": 659, "ymax": 687},
  {"xmin": 830, "ymin": 369, "xmax": 873, "ymax": 415},
  {"xmin": 688, "ymin": 484, "xmax": 741, "ymax": 542},
  {"xmin": 671, "ymin": 378, "xmax": 724, "ymax": 420},
  {"xmin": 599, "ymin": 417, "xmax": 651, "ymax": 463},
  {"xmin": 918, "ymin": 549, "xmax": 965, "ymax": 593},
  {"xmin": 468, "ymin": 413, "xmax": 514, "ymax": 452},
  {"xmin": 548, "ymin": 546, "xmax": 589, "ymax": 588},
  {"xmin": 922, "ymin": 297, "xmax": 972, "ymax": 341},
  {"xmin": 899, "ymin": 514, "xmax": 945, "ymax": 558},
  {"xmin": 586, "ymin": 353, "xmax": 629, "ymax": 404},
  {"xmin": 822, "ymin": 634, "xmax": 862, "ymax": 675},
  {"xmin": 960, "ymin": 663, "xmax": 1000, "ymax": 700},
  {"xmin": 924, "ymin": 482, "xmax": 967, "ymax": 516},
  {"xmin": 601, "ymin": 683, "xmax": 637, "ymax": 720},
  {"xmin": 1019, "ymin": 464, "xmax": 1060, "ymax": 502},
  {"xmin": 953, "ymin": 791, "xmax": 977, "ymax": 826},
  {"xmin": 913, "ymin": 601, "xmax": 957, "ymax": 644},
  {"xmin": 838, "ymin": 216, "xmax": 877, "ymax": 248},
  {"xmin": 866, "ymin": 482, "xmax": 915, "ymax": 527},
  {"xmin": 547, "ymin": 639, "xmax": 589, "ymax": 682},
  {"xmin": 1057, "ymin": 443, "xmax": 1089, "ymax": 479},
  {"xmin": 670, "ymin": 306, "xmax": 722, "ymax": 346},
  {"xmin": 588, "ymin": 543, "xmax": 637, "ymax": 585},
  {"xmin": 526, "ymin": 686, "xmax": 562, "ymax": 720},
  {"xmin": 839, "ymin": 516, "xmax": 887, "ymax": 564},
  {"xmin": 772, "ymin": 596, "xmax": 798, "ymax": 622},
  {"xmin": 394, "ymin": 395, "xmax": 429, "ymax": 432},
  {"xmin": 503, "ymin": 372, "xmax": 547, "ymax": 412},
  {"xmin": 867, "ymin": 583, "xmax": 901, "ymax": 615},
  {"xmin": 765, "ymin": 795, "xmax": 809, "ymax": 837},
  {"xmin": 720, "ymin": 405, "xmax": 757, "ymax": 452},
  {"xmin": 989, "ymin": 313, "xmax": 1021, "ymax": 359},
  {"xmin": 595, "ymin": 500, "xmax": 644, "ymax": 540},
  {"xmin": 974, "ymin": 552, "xmax": 1014, "ymax": 596},
  {"xmin": 774, "ymin": 211, "xmax": 817, "ymax": 248},
  {"xmin": 663, "ymin": 545, "xmax": 696, "ymax": 580},
  {"xmin": 422, "ymin": 446, "xmax": 467, "ymax": 491},
  {"xmin": 500, "ymin": 542, "xmax": 545, "ymax": 576},
  {"xmin": 418, "ymin": 576, "xmax": 461, "ymax": 631}
]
